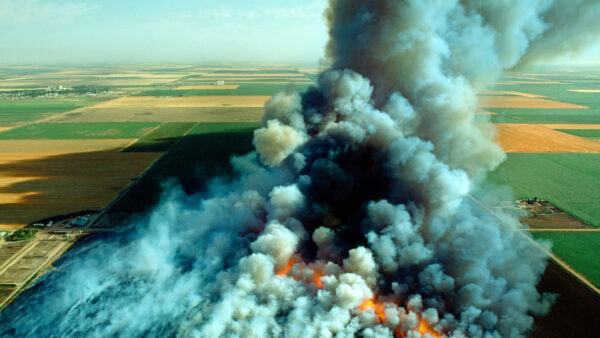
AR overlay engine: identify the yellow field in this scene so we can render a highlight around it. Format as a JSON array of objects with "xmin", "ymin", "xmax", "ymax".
[
  {"xmin": 0, "ymin": 139, "xmax": 135, "ymax": 154},
  {"xmin": 0, "ymin": 151, "xmax": 161, "ymax": 228},
  {"xmin": 174, "ymin": 85, "xmax": 240, "ymax": 90},
  {"xmin": 481, "ymin": 90, "xmax": 546, "ymax": 98},
  {"xmin": 539, "ymin": 124, "xmax": 600, "ymax": 130},
  {"xmin": 495, "ymin": 124, "xmax": 600, "ymax": 153},
  {"xmin": 203, "ymin": 73, "xmax": 307, "ymax": 77},
  {"xmin": 568, "ymin": 90, "xmax": 600, "ymax": 93},
  {"xmin": 496, "ymin": 81, "xmax": 567, "ymax": 85},
  {"xmin": 95, "ymin": 73, "xmax": 189, "ymax": 79},
  {"xmin": 95, "ymin": 96, "xmax": 271, "ymax": 108},
  {"xmin": 479, "ymin": 95, "xmax": 588, "ymax": 109}
]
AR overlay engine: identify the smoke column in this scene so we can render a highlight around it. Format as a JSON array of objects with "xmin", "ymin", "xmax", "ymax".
[{"xmin": 2, "ymin": 1, "xmax": 600, "ymax": 337}]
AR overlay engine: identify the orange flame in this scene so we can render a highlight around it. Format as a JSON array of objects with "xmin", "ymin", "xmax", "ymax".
[
  {"xmin": 417, "ymin": 320, "xmax": 440, "ymax": 337},
  {"xmin": 359, "ymin": 298, "xmax": 441, "ymax": 338},
  {"xmin": 276, "ymin": 256, "xmax": 301, "ymax": 276},
  {"xmin": 278, "ymin": 257, "xmax": 442, "ymax": 337},
  {"xmin": 276, "ymin": 256, "xmax": 324, "ymax": 288},
  {"xmin": 359, "ymin": 299, "xmax": 387, "ymax": 323}
]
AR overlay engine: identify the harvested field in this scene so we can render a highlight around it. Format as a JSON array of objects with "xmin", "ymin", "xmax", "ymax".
[
  {"xmin": 539, "ymin": 124, "xmax": 600, "ymax": 130},
  {"xmin": 496, "ymin": 124, "xmax": 600, "ymax": 153},
  {"xmin": 498, "ymin": 91, "xmax": 545, "ymax": 98},
  {"xmin": 0, "ymin": 240, "xmax": 65, "ymax": 284},
  {"xmin": 95, "ymin": 73, "xmax": 185, "ymax": 79},
  {"xmin": 568, "ymin": 89, "xmax": 600, "ymax": 93},
  {"xmin": 25, "ymin": 240, "xmax": 64, "ymax": 258},
  {"xmin": 203, "ymin": 73, "xmax": 306, "ymax": 77},
  {"xmin": 174, "ymin": 85, "xmax": 239, "ymax": 90},
  {"xmin": 0, "ymin": 289, "xmax": 15, "ymax": 305},
  {"xmin": 0, "ymin": 139, "xmax": 134, "ymax": 154},
  {"xmin": 480, "ymin": 95, "xmax": 588, "ymax": 109},
  {"xmin": 94, "ymin": 96, "xmax": 271, "ymax": 108},
  {"xmin": 0, "ymin": 242, "xmax": 29, "ymax": 267},
  {"xmin": 480, "ymin": 90, "xmax": 545, "ymax": 98},
  {"xmin": 0, "ymin": 257, "xmax": 45, "ymax": 283},
  {"xmin": 496, "ymin": 81, "xmax": 567, "ymax": 85},
  {"xmin": 0, "ymin": 151, "xmax": 160, "ymax": 227},
  {"xmin": 45, "ymin": 107, "xmax": 265, "ymax": 123}
]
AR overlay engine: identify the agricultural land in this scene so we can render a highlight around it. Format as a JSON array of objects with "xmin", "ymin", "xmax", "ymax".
[
  {"xmin": 0, "ymin": 65, "xmax": 599, "ymax": 336},
  {"xmin": 0, "ymin": 64, "xmax": 318, "ymax": 309}
]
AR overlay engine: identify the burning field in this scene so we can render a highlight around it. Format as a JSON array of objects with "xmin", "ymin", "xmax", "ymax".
[{"xmin": 1, "ymin": 0, "xmax": 600, "ymax": 337}]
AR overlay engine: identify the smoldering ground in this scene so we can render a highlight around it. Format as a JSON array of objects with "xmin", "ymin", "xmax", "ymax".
[{"xmin": 2, "ymin": 0, "xmax": 600, "ymax": 337}]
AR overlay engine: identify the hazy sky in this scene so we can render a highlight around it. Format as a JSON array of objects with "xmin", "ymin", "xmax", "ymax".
[{"xmin": 0, "ymin": 0, "xmax": 329, "ymax": 65}]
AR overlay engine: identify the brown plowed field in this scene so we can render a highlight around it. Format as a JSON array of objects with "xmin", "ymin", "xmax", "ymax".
[
  {"xmin": 495, "ymin": 124, "xmax": 600, "ymax": 153},
  {"xmin": 479, "ymin": 96, "xmax": 588, "ymax": 109},
  {"xmin": 95, "ymin": 96, "xmax": 271, "ymax": 108},
  {"xmin": 45, "ymin": 107, "xmax": 265, "ymax": 123},
  {"xmin": 532, "ymin": 261, "xmax": 600, "ymax": 338},
  {"xmin": 0, "ymin": 150, "xmax": 160, "ymax": 228}
]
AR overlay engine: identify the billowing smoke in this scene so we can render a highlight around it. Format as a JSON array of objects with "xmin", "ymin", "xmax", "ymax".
[{"xmin": 2, "ymin": 1, "xmax": 599, "ymax": 337}]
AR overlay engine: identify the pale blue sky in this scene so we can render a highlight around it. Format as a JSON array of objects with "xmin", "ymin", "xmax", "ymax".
[{"xmin": 0, "ymin": 0, "xmax": 329, "ymax": 65}]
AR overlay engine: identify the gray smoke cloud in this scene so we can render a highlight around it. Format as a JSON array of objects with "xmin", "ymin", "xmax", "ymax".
[{"xmin": 1, "ymin": 1, "xmax": 599, "ymax": 337}]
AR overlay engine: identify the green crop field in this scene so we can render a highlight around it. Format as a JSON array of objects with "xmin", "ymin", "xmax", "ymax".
[
  {"xmin": 231, "ymin": 83, "xmax": 312, "ymax": 95},
  {"xmin": 489, "ymin": 153, "xmax": 600, "ymax": 226},
  {"xmin": 533, "ymin": 232, "xmax": 600, "ymax": 287},
  {"xmin": 0, "ymin": 98, "xmax": 108, "ymax": 125},
  {"xmin": 102, "ymin": 122, "xmax": 259, "ymax": 217},
  {"xmin": 489, "ymin": 108, "xmax": 600, "ymax": 124},
  {"xmin": 492, "ymin": 83, "xmax": 600, "ymax": 108},
  {"xmin": 0, "ymin": 122, "xmax": 159, "ymax": 139},
  {"xmin": 487, "ymin": 76, "xmax": 600, "ymax": 123},
  {"xmin": 558, "ymin": 129, "xmax": 600, "ymax": 139},
  {"xmin": 124, "ymin": 122, "xmax": 197, "ymax": 152}
]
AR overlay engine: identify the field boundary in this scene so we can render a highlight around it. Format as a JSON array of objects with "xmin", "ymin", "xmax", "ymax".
[
  {"xmin": 467, "ymin": 195, "xmax": 600, "ymax": 295},
  {"xmin": 91, "ymin": 122, "xmax": 200, "ymax": 227}
]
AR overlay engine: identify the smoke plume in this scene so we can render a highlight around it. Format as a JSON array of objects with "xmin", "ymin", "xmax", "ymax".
[{"xmin": 2, "ymin": 1, "xmax": 599, "ymax": 337}]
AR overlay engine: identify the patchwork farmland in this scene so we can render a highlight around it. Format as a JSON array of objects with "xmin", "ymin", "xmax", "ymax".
[
  {"xmin": 481, "ymin": 68, "xmax": 600, "ymax": 326},
  {"xmin": 0, "ymin": 65, "xmax": 318, "ymax": 229},
  {"xmin": 1, "ymin": 65, "xmax": 600, "ymax": 336},
  {"xmin": 0, "ymin": 65, "xmax": 318, "ymax": 309}
]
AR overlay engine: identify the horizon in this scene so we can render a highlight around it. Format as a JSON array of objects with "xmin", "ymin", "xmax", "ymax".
[
  {"xmin": 2, "ymin": 0, "xmax": 599, "ymax": 67},
  {"xmin": 0, "ymin": 0, "xmax": 329, "ymax": 65}
]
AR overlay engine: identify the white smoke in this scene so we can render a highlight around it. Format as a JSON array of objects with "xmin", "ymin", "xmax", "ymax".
[{"xmin": 2, "ymin": 1, "xmax": 599, "ymax": 337}]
